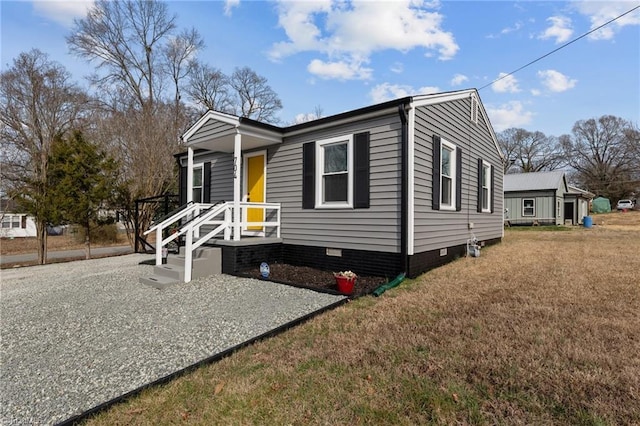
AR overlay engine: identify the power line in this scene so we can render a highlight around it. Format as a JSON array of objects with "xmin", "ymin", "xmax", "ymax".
[{"xmin": 479, "ymin": 4, "xmax": 640, "ymax": 91}]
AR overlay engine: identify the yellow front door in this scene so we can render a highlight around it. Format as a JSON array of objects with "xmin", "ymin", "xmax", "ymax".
[{"xmin": 246, "ymin": 154, "xmax": 265, "ymax": 231}]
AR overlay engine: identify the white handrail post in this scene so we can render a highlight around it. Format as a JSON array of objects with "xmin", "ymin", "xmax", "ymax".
[
  {"xmin": 277, "ymin": 206, "xmax": 281, "ymax": 238},
  {"xmin": 224, "ymin": 204, "xmax": 231, "ymax": 240},
  {"xmin": 155, "ymin": 226, "xmax": 162, "ymax": 265},
  {"xmin": 184, "ymin": 227, "xmax": 193, "ymax": 283}
]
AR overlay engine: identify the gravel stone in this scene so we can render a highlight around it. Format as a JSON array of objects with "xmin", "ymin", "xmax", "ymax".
[{"xmin": 0, "ymin": 254, "xmax": 345, "ymax": 425}]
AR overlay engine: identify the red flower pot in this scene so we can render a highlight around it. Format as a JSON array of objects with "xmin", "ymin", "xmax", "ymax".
[{"xmin": 335, "ymin": 276, "xmax": 356, "ymax": 295}]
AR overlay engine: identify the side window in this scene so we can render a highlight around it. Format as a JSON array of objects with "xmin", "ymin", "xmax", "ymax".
[
  {"xmin": 523, "ymin": 199, "xmax": 535, "ymax": 216},
  {"xmin": 440, "ymin": 139, "xmax": 457, "ymax": 210},
  {"xmin": 481, "ymin": 161, "xmax": 491, "ymax": 212},
  {"xmin": 192, "ymin": 164, "xmax": 203, "ymax": 203},
  {"xmin": 315, "ymin": 135, "xmax": 353, "ymax": 208}
]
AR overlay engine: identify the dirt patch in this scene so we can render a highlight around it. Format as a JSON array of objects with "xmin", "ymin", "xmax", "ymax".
[
  {"xmin": 1, "ymin": 234, "xmax": 130, "ymax": 255},
  {"xmin": 241, "ymin": 263, "xmax": 387, "ymax": 298}
]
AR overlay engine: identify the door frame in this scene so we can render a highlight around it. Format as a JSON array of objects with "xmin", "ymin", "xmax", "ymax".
[{"xmin": 242, "ymin": 150, "xmax": 267, "ymax": 236}]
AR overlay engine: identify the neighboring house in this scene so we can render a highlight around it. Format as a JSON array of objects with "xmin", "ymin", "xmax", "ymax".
[
  {"xmin": 161, "ymin": 89, "xmax": 504, "ymax": 281},
  {"xmin": 564, "ymin": 185, "xmax": 595, "ymax": 225},
  {"xmin": 503, "ymin": 171, "xmax": 593, "ymax": 226},
  {"xmin": 0, "ymin": 199, "xmax": 36, "ymax": 238}
]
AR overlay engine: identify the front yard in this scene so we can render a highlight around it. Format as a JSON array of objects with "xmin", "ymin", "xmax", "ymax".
[{"xmin": 83, "ymin": 211, "xmax": 640, "ymax": 425}]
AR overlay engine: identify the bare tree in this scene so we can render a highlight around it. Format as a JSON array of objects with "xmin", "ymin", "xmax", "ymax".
[
  {"xmin": 497, "ymin": 128, "xmax": 565, "ymax": 174},
  {"xmin": 229, "ymin": 66, "xmax": 282, "ymax": 123},
  {"xmin": 0, "ymin": 49, "xmax": 88, "ymax": 263},
  {"xmin": 68, "ymin": 0, "xmax": 203, "ymax": 244},
  {"xmin": 562, "ymin": 115, "xmax": 639, "ymax": 201},
  {"xmin": 187, "ymin": 62, "xmax": 233, "ymax": 113}
]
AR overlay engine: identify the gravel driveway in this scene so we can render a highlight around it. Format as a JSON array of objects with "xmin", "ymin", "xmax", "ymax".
[{"xmin": 0, "ymin": 254, "xmax": 345, "ymax": 425}]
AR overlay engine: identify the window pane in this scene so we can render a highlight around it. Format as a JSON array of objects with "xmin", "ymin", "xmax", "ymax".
[
  {"xmin": 483, "ymin": 165, "xmax": 490, "ymax": 187},
  {"xmin": 441, "ymin": 176, "xmax": 452, "ymax": 205},
  {"xmin": 324, "ymin": 173, "xmax": 348, "ymax": 202},
  {"xmin": 193, "ymin": 188, "xmax": 202, "ymax": 203},
  {"xmin": 193, "ymin": 167, "xmax": 203, "ymax": 187},
  {"xmin": 324, "ymin": 143, "xmax": 347, "ymax": 173},
  {"xmin": 1, "ymin": 218, "xmax": 10, "ymax": 228},
  {"xmin": 441, "ymin": 146, "xmax": 452, "ymax": 176},
  {"xmin": 482, "ymin": 188, "xmax": 489, "ymax": 209}
]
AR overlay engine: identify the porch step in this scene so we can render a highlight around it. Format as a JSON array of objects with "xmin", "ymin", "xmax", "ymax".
[{"xmin": 140, "ymin": 247, "xmax": 222, "ymax": 289}]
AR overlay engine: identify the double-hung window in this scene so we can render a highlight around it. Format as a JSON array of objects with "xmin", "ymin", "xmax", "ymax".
[
  {"xmin": 316, "ymin": 135, "xmax": 353, "ymax": 208},
  {"xmin": 440, "ymin": 140, "xmax": 456, "ymax": 210},
  {"xmin": 481, "ymin": 161, "xmax": 491, "ymax": 212},
  {"xmin": 192, "ymin": 164, "xmax": 203, "ymax": 203},
  {"xmin": 523, "ymin": 199, "xmax": 535, "ymax": 216}
]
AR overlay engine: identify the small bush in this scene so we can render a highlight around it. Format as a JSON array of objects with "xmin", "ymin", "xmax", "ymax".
[{"xmin": 73, "ymin": 223, "xmax": 119, "ymax": 244}]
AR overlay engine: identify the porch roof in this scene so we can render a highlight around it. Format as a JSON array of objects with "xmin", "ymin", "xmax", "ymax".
[{"xmin": 182, "ymin": 110, "xmax": 283, "ymax": 153}]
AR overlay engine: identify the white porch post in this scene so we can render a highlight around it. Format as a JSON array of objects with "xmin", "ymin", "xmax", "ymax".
[
  {"xmin": 233, "ymin": 133, "xmax": 242, "ymax": 241},
  {"xmin": 186, "ymin": 147, "xmax": 194, "ymax": 203}
]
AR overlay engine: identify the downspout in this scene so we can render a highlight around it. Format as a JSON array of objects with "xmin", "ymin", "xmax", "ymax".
[{"xmin": 398, "ymin": 104, "xmax": 409, "ymax": 275}]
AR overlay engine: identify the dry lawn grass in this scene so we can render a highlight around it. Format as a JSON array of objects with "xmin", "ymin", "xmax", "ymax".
[
  {"xmin": 0, "ymin": 233, "xmax": 129, "ymax": 256},
  {"xmin": 84, "ymin": 211, "xmax": 640, "ymax": 425}
]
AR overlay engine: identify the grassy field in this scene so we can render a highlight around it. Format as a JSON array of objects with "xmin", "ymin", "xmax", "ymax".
[{"xmin": 79, "ymin": 211, "xmax": 639, "ymax": 425}]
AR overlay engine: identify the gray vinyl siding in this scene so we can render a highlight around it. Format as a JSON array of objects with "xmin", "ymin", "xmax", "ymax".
[
  {"xmin": 504, "ymin": 191, "xmax": 556, "ymax": 223},
  {"xmin": 413, "ymin": 97, "xmax": 504, "ymax": 253},
  {"xmin": 188, "ymin": 120, "xmax": 234, "ymax": 146},
  {"xmin": 267, "ymin": 114, "xmax": 402, "ymax": 253},
  {"xmin": 209, "ymin": 154, "xmax": 234, "ymax": 202}
]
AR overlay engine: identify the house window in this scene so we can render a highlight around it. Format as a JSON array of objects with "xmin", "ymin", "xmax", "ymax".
[
  {"xmin": 481, "ymin": 162, "xmax": 491, "ymax": 212},
  {"xmin": 1, "ymin": 215, "xmax": 23, "ymax": 229},
  {"xmin": 192, "ymin": 164, "xmax": 203, "ymax": 203},
  {"xmin": 440, "ymin": 140, "xmax": 457, "ymax": 209},
  {"xmin": 1, "ymin": 217, "xmax": 10, "ymax": 228},
  {"xmin": 316, "ymin": 135, "xmax": 353, "ymax": 208},
  {"xmin": 523, "ymin": 199, "xmax": 535, "ymax": 216}
]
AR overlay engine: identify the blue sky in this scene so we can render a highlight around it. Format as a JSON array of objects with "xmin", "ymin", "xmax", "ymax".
[{"xmin": 1, "ymin": 0, "xmax": 639, "ymax": 136}]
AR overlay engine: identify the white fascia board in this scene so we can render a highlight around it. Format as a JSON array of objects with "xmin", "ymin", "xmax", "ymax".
[{"xmin": 182, "ymin": 110, "xmax": 240, "ymax": 143}]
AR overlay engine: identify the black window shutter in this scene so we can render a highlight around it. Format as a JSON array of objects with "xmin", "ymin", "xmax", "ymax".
[
  {"xmin": 179, "ymin": 164, "xmax": 187, "ymax": 206},
  {"xmin": 203, "ymin": 162, "xmax": 211, "ymax": 203},
  {"xmin": 432, "ymin": 135, "xmax": 441, "ymax": 210},
  {"xmin": 302, "ymin": 142, "xmax": 315, "ymax": 209},
  {"xmin": 490, "ymin": 164, "xmax": 495, "ymax": 213},
  {"xmin": 456, "ymin": 147, "xmax": 462, "ymax": 212},
  {"xmin": 354, "ymin": 132, "xmax": 370, "ymax": 209},
  {"xmin": 477, "ymin": 158, "xmax": 483, "ymax": 213}
]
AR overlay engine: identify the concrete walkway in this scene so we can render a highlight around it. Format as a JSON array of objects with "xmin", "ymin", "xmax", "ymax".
[{"xmin": 0, "ymin": 245, "xmax": 133, "ymax": 266}]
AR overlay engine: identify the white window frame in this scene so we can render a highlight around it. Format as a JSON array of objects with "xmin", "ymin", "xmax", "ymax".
[
  {"xmin": 315, "ymin": 134, "xmax": 353, "ymax": 209},
  {"xmin": 523, "ymin": 198, "xmax": 535, "ymax": 217},
  {"xmin": 440, "ymin": 139, "xmax": 457, "ymax": 211},
  {"xmin": 192, "ymin": 162, "xmax": 204, "ymax": 203},
  {"xmin": 481, "ymin": 160, "xmax": 491, "ymax": 213}
]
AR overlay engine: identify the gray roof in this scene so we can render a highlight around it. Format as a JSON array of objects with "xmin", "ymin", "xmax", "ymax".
[
  {"xmin": 503, "ymin": 171, "xmax": 566, "ymax": 192},
  {"xmin": 567, "ymin": 185, "xmax": 595, "ymax": 198}
]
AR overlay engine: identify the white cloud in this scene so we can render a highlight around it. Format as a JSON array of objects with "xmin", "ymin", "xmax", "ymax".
[
  {"xmin": 270, "ymin": 0, "xmax": 459, "ymax": 81},
  {"xmin": 538, "ymin": 16, "xmax": 573, "ymax": 44},
  {"xmin": 33, "ymin": 0, "xmax": 94, "ymax": 27},
  {"xmin": 307, "ymin": 58, "xmax": 372, "ymax": 81},
  {"xmin": 390, "ymin": 62, "xmax": 404, "ymax": 74},
  {"xmin": 224, "ymin": 0, "xmax": 240, "ymax": 17},
  {"xmin": 531, "ymin": 89, "xmax": 542, "ymax": 96},
  {"xmin": 538, "ymin": 69, "xmax": 577, "ymax": 92},
  {"xmin": 491, "ymin": 73, "xmax": 520, "ymax": 93},
  {"xmin": 501, "ymin": 21, "xmax": 523, "ymax": 35},
  {"xmin": 485, "ymin": 101, "xmax": 534, "ymax": 132},
  {"xmin": 575, "ymin": 1, "xmax": 640, "ymax": 41},
  {"xmin": 450, "ymin": 73, "xmax": 468, "ymax": 86},
  {"xmin": 369, "ymin": 83, "xmax": 439, "ymax": 103}
]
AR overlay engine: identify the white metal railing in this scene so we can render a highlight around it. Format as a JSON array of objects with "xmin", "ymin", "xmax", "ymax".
[{"xmin": 144, "ymin": 201, "xmax": 281, "ymax": 282}]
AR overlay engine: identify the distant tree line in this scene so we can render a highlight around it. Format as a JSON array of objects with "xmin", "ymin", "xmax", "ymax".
[
  {"xmin": 497, "ymin": 115, "xmax": 640, "ymax": 204},
  {"xmin": 0, "ymin": 0, "xmax": 282, "ymax": 264}
]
